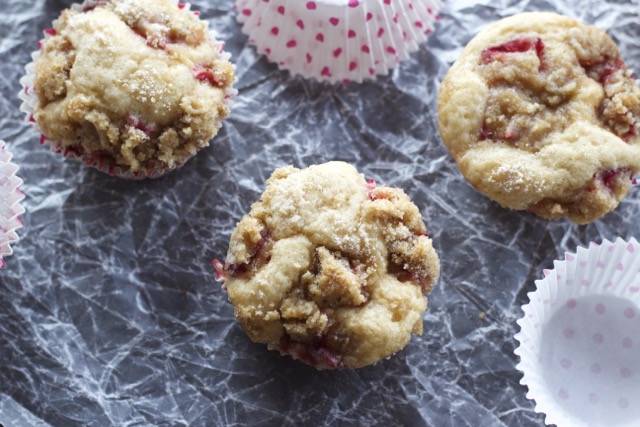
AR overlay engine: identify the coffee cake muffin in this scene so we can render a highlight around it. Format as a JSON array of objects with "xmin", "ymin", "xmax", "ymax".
[
  {"xmin": 30, "ymin": 0, "xmax": 235, "ymax": 177},
  {"xmin": 438, "ymin": 12, "xmax": 640, "ymax": 224},
  {"xmin": 214, "ymin": 162, "xmax": 440, "ymax": 369}
]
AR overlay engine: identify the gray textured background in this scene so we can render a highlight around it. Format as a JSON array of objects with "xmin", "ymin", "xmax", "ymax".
[{"xmin": 0, "ymin": 0, "xmax": 639, "ymax": 426}]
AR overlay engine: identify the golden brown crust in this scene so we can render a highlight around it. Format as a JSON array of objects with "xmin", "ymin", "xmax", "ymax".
[
  {"xmin": 33, "ymin": 0, "xmax": 235, "ymax": 172},
  {"xmin": 220, "ymin": 162, "xmax": 440, "ymax": 369},
  {"xmin": 438, "ymin": 12, "xmax": 640, "ymax": 224}
]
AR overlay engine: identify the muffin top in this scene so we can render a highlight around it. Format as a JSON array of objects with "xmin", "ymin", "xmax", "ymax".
[
  {"xmin": 217, "ymin": 161, "xmax": 440, "ymax": 369},
  {"xmin": 33, "ymin": 0, "xmax": 235, "ymax": 173},
  {"xmin": 438, "ymin": 12, "xmax": 640, "ymax": 224}
]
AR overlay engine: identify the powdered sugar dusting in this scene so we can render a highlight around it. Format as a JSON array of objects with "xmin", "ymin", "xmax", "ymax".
[
  {"xmin": 491, "ymin": 161, "xmax": 545, "ymax": 194},
  {"xmin": 121, "ymin": 67, "xmax": 175, "ymax": 115}
]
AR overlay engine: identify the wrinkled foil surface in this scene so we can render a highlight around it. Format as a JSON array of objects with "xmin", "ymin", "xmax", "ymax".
[{"xmin": 0, "ymin": 0, "xmax": 639, "ymax": 426}]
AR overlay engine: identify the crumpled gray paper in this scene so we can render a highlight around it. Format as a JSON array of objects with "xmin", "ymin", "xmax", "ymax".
[{"xmin": 0, "ymin": 0, "xmax": 638, "ymax": 426}]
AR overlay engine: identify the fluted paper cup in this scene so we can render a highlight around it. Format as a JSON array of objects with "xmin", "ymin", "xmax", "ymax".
[
  {"xmin": 0, "ymin": 140, "xmax": 25, "ymax": 268},
  {"xmin": 19, "ymin": 0, "xmax": 237, "ymax": 180},
  {"xmin": 515, "ymin": 237, "xmax": 640, "ymax": 427},
  {"xmin": 235, "ymin": 0, "xmax": 442, "ymax": 83}
]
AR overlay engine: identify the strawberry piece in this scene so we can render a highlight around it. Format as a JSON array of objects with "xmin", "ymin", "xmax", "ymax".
[
  {"xmin": 63, "ymin": 145, "xmax": 85, "ymax": 157},
  {"xmin": 226, "ymin": 228, "xmax": 271, "ymax": 277},
  {"xmin": 225, "ymin": 262, "xmax": 246, "ymax": 276},
  {"xmin": 129, "ymin": 27, "xmax": 167, "ymax": 49},
  {"xmin": 479, "ymin": 123, "xmax": 494, "ymax": 141},
  {"xmin": 127, "ymin": 114, "xmax": 157, "ymax": 137},
  {"xmin": 212, "ymin": 259, "xmax": 228, "ymax": 283},
  {"xmin": 503, "ymin": 124, "xmax": 521, "ymax": 141},
  {"xmin": 316, "ymin": 346, "xmax": 342, "ymax": 369},
  {"xmin": 367, "ymin": 181, "xmax": 393, "ymax": 201},
  {"xmin": 596, "ymin": 57, "xmax": 626, "ymax": 84},
  {"xmin": 600, "ymin": 170, "xmax": 618, "ymax": 190},
  {"xmin": 597, "ymin": 168, "xmax": 630, "ymax": 192},
  {"xmin": 131, "ymin": 28, "xmax": 147, "ymax": 42},
  {"xmin": 365, "ymin": 178, "xmax": 377, "ymax": 200},
  {"xmin": 126, "ymin": 18, "xmax": 182, "ymax": 50},
  {"xmin": 193, "ymin": 66, "xmax": 225, "ymax": 87},
  {"xmin": 622, "ymin": 121, "xmax": 637, "ymax": 143},
  {"xmin": 297, "ymin": 347, "xmax": 317, "ymax": 366},
  {"xmin": 397, "ymin": 270, "xmax": 419, "ymax": 284},
  {"xmin": 365, "ymin": 178, "xmax": 376, "ymax": 191},
  {"xmin": 288, "ymin": 341, "xmax": 344, "ymax": 369},
  {"xmin": 369, "ymin": 192, "xmax": 390, "ymax": 201},
  {"xmin": 481, "ymin": 37, "xmax": 545, "ymax": 70}
]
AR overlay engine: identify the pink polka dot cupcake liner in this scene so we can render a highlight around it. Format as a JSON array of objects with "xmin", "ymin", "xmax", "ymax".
[
  {"xmin": 18, "ymin": 0, "xmax": 237, "ymax": 180},
  {"xmin": 0, "ymin": 141, "xmax": 25, "ymax": 268},
  {"xmin": 235, "ymin": 0, "xmax": 442, "ymax": 83},
  {"xmin": 515, "ymin": 237, "xmax": 640, "ymax": 427}
]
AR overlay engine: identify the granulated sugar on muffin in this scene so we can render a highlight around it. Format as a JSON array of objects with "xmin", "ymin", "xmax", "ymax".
[
  {"xmin": 30, "ymin": 0, "xmax": 235, "ymax": 176},
  {"xmin": 438, "ymin": 12, "xmax": 640, "ymax": 224},
  {"xmin": 214, "ymin": 162, "xmax": 440, "ymax": 369}
]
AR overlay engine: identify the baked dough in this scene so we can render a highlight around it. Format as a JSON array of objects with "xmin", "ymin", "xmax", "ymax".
[
  {"xmin": 33, "ymin": 0, "xmax": 235, "ymax": 173},
  {"xmin": 215, "ymin": 162, "xmax": 440, "ymax": 369},
  {"xmin": 438, "ymin": 12, "xmax": 640, "ymax": 224}
]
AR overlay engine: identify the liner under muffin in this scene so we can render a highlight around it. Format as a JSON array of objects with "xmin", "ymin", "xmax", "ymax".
[
  {"xmin": 19, "ymin": 0, "xmax": 238, "ymax": 180},
  {"xmin": 235, "ymin": 0, "xmax": 442, "ymax": 84},
  {"xmin": 515, "ymin": 237, "xmax": 640, "ymax": 427},
  {"xmin": 0, "ymin": 140, "xmax": 25, "ymax": 268}
]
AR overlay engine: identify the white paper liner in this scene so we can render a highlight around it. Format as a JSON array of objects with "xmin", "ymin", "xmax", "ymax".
[
  {"xmin": 235, "ymin": 0, "xmax": 442, "ymax": 83},
  {"xmin": 515, "ymin": 237, "xmax": 640, "ymax": 427},
  {"xmin": 0, "ymin": 140, "xmax": 25, "ymax": 268},
  {"xmin": 18, "ymin": 0, "xmax": 237, "ymax": 180}
]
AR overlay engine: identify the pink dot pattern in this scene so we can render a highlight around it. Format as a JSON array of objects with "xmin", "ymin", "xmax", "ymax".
[
  {"xmin": 235, "ymin": 0, "xmax": 443, "ymax": 83},
  {"xmin": 516, "ymin": 239, "xmax": 640, "ymax": 427}
]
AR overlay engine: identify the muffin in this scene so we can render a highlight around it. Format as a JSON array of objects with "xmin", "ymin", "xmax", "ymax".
[
  {"xmin": 438, "ymin": 12, "xmax": 640, "ymax": 224},
  {"xmin": 29, "ymin": 0, "xmax": 235, "ymax": 177},
  {"xmin": 215, "ymin": 161, "xmax": 440, "ymax": 369}
]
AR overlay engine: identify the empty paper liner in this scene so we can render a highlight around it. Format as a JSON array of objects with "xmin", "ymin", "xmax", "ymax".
[
  {"xmin": 0, "ymin": 140, "xmax": 25, "ymax": 268},
  {"xmin": 236, "ymin": 0, "xmax": 442, "ymax": 83},
  {"xmin": 515, "ymin": 237, "xmax": 640, "ymax": 427}
]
